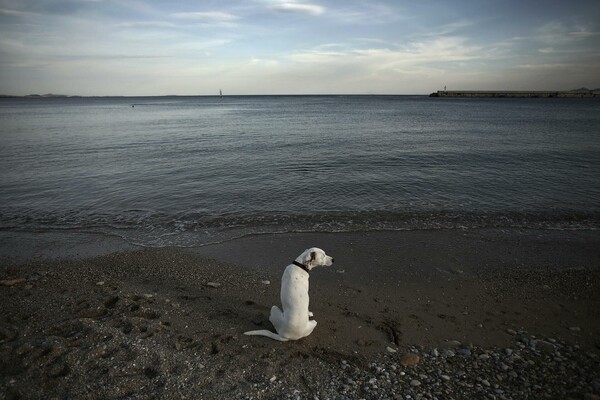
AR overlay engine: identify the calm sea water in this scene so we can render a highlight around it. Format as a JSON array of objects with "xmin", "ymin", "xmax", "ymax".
[{"xmin": 1, "ymin": 95, "xmax": 599, "ymax": 246}]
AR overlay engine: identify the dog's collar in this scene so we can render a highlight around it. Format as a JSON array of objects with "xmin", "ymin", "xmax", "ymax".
[{"xmin": 292, "ymin": 260, "xmax": 310, "ymax": 274}]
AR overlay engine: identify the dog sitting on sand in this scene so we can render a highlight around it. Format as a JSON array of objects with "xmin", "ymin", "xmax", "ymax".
[{"xmin": 244, "ymin": 247, "xmax": 334, "ymax": 341}]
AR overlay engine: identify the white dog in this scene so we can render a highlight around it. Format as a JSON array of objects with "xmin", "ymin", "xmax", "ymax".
[{"xmin": 244, "ymin": 247, "xmax": 334, "ymax": 341}]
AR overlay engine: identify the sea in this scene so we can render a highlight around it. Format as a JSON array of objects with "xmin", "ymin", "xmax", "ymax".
[{"xmin": 1, "ymin": 95, "xmax": 599, "ymax": 247}]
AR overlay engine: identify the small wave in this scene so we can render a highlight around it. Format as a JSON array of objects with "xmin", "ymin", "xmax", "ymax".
[{"xmin": 1, "ymin": 210, "xmax": 597, "ymax": 248}]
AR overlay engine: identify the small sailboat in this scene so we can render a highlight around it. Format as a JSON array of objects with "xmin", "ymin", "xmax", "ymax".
[{"xmin": 219, "ymin": 89, "xmax": 223, "ymax": 99}]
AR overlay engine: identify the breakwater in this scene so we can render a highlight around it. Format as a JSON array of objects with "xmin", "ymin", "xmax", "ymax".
[{"xmin": 430, "ymin": 90, "xmax": 600, "ymax": 98}]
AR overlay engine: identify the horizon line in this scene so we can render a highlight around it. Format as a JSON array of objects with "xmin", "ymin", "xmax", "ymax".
[
  {"xmin": 3, "ymin": 88, "xmax": 599, "ymax": 98},
  {"xmin": 1, "ymin": 93, "xmax": 433, "ymax": 98}
]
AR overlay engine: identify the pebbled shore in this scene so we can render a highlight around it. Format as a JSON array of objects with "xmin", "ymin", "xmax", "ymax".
[{"xmin": 1, "ymin": 229, "xmax": 599, "ymax": 399}]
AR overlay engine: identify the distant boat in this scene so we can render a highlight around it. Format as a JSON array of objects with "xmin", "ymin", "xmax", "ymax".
[{"xmin": 219, "ymin": 89, "xmax": 222, "ymax": 99}]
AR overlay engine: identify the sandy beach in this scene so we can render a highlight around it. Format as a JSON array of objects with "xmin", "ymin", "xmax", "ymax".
[{"xmin": 1, "ymin": 228, "xmax": 599, "ymax": 399}]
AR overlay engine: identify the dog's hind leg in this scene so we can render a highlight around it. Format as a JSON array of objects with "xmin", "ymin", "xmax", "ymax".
[
  {"xmin": 302, "ymin": 319, "xmax": 317, "ymax": 338},
  {"xmin": 269, "ymin": 305, "xmax": 285, "ymax": 332}
]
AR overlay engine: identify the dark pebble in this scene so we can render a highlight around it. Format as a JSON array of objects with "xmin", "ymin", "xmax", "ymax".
[
  {"xmin": 103, "ymin": 296, "xmax": 119, "ymax": 308},
  {"xmin": 77, "ymin": 308, "xmax": 107, "ymax": 319},
  {"xmin": 48, "ymin": 362, "xmax": 70, "ymax": 378},
  {"xmin": 143, "ymin": 367, "xmax": 159, "ymax": 379}
]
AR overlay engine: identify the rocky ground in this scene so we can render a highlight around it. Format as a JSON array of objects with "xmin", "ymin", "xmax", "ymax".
[{"xmin": 1, "ymin": 229, "xmax": 599, "ymax": 399}]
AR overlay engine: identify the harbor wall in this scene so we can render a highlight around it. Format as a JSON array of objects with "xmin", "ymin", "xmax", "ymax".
[{"xmin": 430, "ymin": 90, "xmax": 600, "ymax": 98}]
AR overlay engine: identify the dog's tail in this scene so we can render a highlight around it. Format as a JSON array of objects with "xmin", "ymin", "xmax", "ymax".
[{"xmin": 244, "ymin": 330, "xmax": 289, "ymax": 342}]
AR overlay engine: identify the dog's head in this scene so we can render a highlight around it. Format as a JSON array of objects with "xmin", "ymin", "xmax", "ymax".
[{"xmin": 298, "ymin": 247, "xmax": 334, "ymax": 270}]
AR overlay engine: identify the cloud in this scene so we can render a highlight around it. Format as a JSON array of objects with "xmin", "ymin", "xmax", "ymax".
[
  {"xmin": 323, "ymin": 3, "xmax": 401, "ymax": 25},
  {"xmin": 170, "ymin": 11, "xmax": 240, "ymax": 29},
  {"xmin": 538, "ymin": 47, "xmax": 555, "ymax": 54},
  {"xmin": 532, "ymin": 21, "xmax": 600, "ymax": 46},
  {"xmin": 171, "ymin": 11, "xmax": 239, "ymax": 22},
  {"xmin": 270, "ymin": 2, "xmax": 325, "ymax": 16},
  {"xmin": 0, "ymin": 8, "xmax": 35, "ymax": 17},
  {"xmin": 354, "ymin": 38, "xmax": 389, "ymax": 45},
  {"xmin": 419, "ymin": 20, "xmax": 475, "ymax": 38},
  {"xmin": 568, "ymin": 30, "xmax": 600, "ymax": 38},
  {"xmin": 118, "ymin": 21, "xmax": 176, "ymax": 29},
  {"xmin": 288, "ymin": 36, "xmax": 482, "ymax": 67},
  {"xmin": 516, "ymin": 62, "xmax": 581, "ymax": 70}
]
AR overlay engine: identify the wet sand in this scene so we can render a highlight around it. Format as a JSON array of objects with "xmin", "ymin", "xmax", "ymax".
[{"xmin": 1, "ymin": 229, "xmax": 599, "ymax": 399}]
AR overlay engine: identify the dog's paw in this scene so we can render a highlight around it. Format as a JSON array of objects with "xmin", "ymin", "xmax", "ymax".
[{"xmin": 308, "ymin": 311, "xmax": 314, "ymax": 318}]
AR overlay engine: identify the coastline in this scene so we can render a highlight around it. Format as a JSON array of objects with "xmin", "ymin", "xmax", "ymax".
[{"xmin": 1, "ymin": 228, "xmax": 599, "ymax": 398}]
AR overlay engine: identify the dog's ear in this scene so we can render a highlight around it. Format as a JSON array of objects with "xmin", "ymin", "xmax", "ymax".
[{"xmin": 308, "ymin": 251, "xmax": 316, "ymax": 265}]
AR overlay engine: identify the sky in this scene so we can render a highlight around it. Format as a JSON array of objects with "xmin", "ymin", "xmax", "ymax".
[{"xmin": 0, "ymin": 0, "xmax": 599, "ymax": 96}]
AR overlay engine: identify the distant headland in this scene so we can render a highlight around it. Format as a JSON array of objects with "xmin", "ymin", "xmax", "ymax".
[
  {"xmin": 430, "ymin": 88, "xmax": 600, "ymax": 98},
  {"xmin": 0, "ymin": 93, "xmax": 80, "ymax": 98}
]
